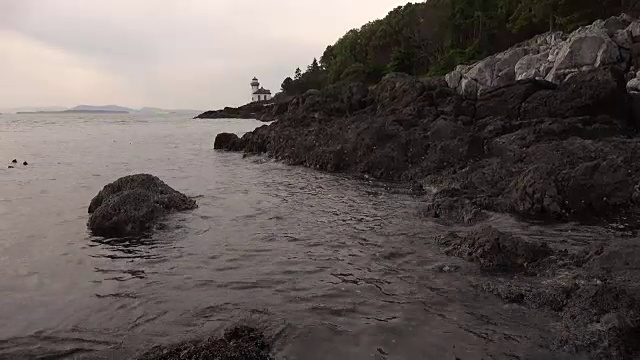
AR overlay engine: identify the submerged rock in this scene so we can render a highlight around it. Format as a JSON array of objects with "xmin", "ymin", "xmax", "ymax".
[
  {"xmin": 481, "ymin": 265, "xmax": 640, "ymax": 359},
  {"xmin": 438, "ymin": 226, "xmax": 553, "ymax": 273},
  {"xmin": 87, "ymin": 174, "xmax": 196, "ymax": 238},
  {"xmin": 422, "ymin": 188, "xmax": 488, "ymax": 225},
  {"xmin": 472, "ymin": 233, "xmax": 640, "ymax": 359},
  {"xmin": 137, "ymin": 326, "xmax": 273, "ymax": 360}
]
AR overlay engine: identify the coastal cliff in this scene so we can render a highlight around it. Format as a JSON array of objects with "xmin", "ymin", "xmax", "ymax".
[
  {"xmin": 216, "ymin": 15, "xmax": 640, "ymax": 224},
  {"xmin": 214, "ymin": 15, "xmax": 640, "ymax": 358}
]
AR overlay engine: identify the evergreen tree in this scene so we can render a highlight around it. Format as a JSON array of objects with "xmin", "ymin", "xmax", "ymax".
[
  {"xmin": 387, "ymin": 46, "xmax": 416, "ymax": 74},
  {"xmin": 278, "ymin": 0, "xmax": 640, "ymax": 88},
  {"xmin": 509, "ymin": 0, "xmax": 561, "ymax": 32},
  {"xmin": 307, "ymin": 58, "xmax": 320, "ymax": 73},
  {"xmin": 281, "ymin": 77, "xmax": 294, "ymax": 93}
]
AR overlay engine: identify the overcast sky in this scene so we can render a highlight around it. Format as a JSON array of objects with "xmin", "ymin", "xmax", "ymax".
[{"xmin": 0, "ymin": 0, "xmax": 411, "ymax": 110}]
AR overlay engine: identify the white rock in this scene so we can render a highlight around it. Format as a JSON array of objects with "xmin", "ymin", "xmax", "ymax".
[
  {"xmin": 627, "ymin": 21, "xmax": 640, "ymax": 40},
  {"xmin": 465, "ymin": 57, "xmax": 497, "ymax": 89},
  {"xmin": 620, "ymin": 13, "xmax": 635, "ymax": 24},
  {"xmin": 515, "ymin": 53, "xmax": 543, "ymax": 80},
  {"xmin": 627, "ymin": 77, "xmax": 640, "ymax": 92},
  {"xmin": 445, "ymin": 15, "xmax": 637, "ymax": 96},
  {"xmin": 554, "ymin": 32, "xmax": 611, "ymax": 70},
  {"xmin": 595, "ymin": 38, "xmax": 622, "ymax": 67},
  {"xmin": 613, "ymin": 29, "xmax": 633, "ymax": 49},
  {"xmin": 460, "ymin": 77, "xmax": 479, "ymax": 99},
  {"xmin": 445, "ymin": 64, "xmax": 467, "ymax": 88}
]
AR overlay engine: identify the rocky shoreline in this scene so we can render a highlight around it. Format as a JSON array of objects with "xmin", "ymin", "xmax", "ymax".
[
  {"xmin": 211, "ymin": 15, "xmax": 640, "ymax": 359},
  {"xmin": 217, "ymin": 67, "xmax": 640, "ymax": 224},
  {"xmin": 195, "ymin": 101, "xmax": 283, "ymax": 122}
]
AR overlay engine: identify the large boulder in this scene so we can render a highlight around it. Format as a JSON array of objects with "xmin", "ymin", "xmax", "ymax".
[
  {"xmin": 88, "ymin": 174, "xmax": 196, "ymax": 238},
  {"xmin": 546, "ymin": 25, "xmax": 622, "ymax": 82},
  {"xmin": 214, "ymin": 132, "xmax": 242, "ymax": 151}
]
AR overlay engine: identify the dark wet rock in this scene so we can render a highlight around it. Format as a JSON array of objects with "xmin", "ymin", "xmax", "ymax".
[
  {"xmin": 8, "ymin": 165, "xmax": 14, "ymax": 169},
  {"xmin": 22, "ymin": 161, "xmax": 27, "ymax": 166},
  {"xmin": 480, "ymin": 278, "xmax": 576, "ymax": 312},
  {"xmin": 430, "ymin": 263, "xmax": 461, "ymax": 273},
  {"xmin": 475, "ymin": 78, "xmax": 556, "ymax": 120},
  {"xmin": 409, "ymin": 181, "xmax": 425, "ymax": 194},
  {"xmin": 521, "ymin": 67, "xmax": 630, "ymax": 121},
  {"xmin": 87, "ymin": 174, "xmax": 197, "ymax": 238},
  {"xmin": 559, "ymin": 284, "xmax": 640, "ymax": 359},
  {"xmin": 507, "ymin": 164, "xmax": 564, "ymax": 218},
  {"xmin": 422, "ymin": 188, "xmax": 488, "ymax": 225},
  {"xmin": 437, "ymin": 226, "xmax": 553, "ymax": 273},
  {"xmin": 137, "ymin": 326, "xmax": 273, "ymax": 360},
  {"xmin": 195, "ymin": 102, "xmax": 277, "ymax": 121},
  {"xmin": 483, "ymin": 279, "xmax": 640, "ymax": 359},
  {"xmin": 504, "ymin": 139, "xmax": 640, "ymax": 219},
  {"xmin": 469, "ymin": 232, "xmax": 640, "ymax": 359},
  {"xmin": 214, "ymin": 132, "xmax": 242, "ymax": 151},
  {"xmin": 11, "ymin": 159, "xmax": 17, "ymax": 163}
]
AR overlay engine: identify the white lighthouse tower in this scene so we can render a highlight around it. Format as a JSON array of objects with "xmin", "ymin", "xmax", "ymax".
[{"xmin": 250, "ymin": 77, "xmax": 272, "ymax": 103}]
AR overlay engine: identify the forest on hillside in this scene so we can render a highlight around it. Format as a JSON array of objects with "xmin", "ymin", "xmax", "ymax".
[{"xmin": 280, "ymin": 0, "xmax": 640, "ymax": 96}]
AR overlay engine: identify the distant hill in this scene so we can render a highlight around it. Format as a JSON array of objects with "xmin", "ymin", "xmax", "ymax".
[
  {"xmin": 139, "ymin": 107, "xmax": 202, "ymax": 114},
  {"xmin": 6, "ymin": 105, "xmax": 203, "ymax": 115},
  {"xmin": 1, "ymin": 106, "xmax": 67, "ymax": 114},
  {"xmin": 16, "ymin": 109, "xmax": 128, "ymax": 114},
  {"xmin": 70, "ymin": 105, "xmax": 135, "ymax": 113}
]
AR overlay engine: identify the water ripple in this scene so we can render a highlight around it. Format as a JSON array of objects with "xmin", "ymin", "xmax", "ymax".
[{"xmin": 0, "ymin": 114, "xmax": 598, "ymax": 359}]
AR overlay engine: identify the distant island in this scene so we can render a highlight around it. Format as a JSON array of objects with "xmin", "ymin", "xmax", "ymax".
[
  {"xmin": 17, "ymin": 109, "xmax": 129, "ymax": 114},
  {"xmin": 69, "ymin": 105, "xmax": 133, "ymax": 113},
  {"xmin": 8, "ymin": 105, "xmax": 202, "ymax": 115}
]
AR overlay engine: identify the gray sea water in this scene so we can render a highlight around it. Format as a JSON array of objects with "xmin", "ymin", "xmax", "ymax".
[{"xmin": 0, "ymin": 113, "xmax": 593, "ymax": 359}]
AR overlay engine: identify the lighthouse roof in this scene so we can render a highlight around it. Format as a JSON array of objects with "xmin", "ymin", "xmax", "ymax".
[
  {"xmin": 252, "ymin": 77, "xmax": 258, "ymax": 81},
  {"xmin": 253, "ymin": 88, "xmax": 271, "ymax": 95}
]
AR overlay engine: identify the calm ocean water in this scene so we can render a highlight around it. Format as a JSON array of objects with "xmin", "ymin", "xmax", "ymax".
[{"xmin": 0, "ymin": 113, "xmax": 587, "ymax": 359}]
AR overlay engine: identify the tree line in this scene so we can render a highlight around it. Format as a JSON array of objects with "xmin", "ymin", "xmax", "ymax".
[{"xmin": 280, "ymin": 0, "xmax": 640, "ymax": 96}]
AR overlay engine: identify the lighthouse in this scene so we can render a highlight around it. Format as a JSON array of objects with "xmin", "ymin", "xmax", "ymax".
[{"xmin": 250, "ymin": 77, "xmax": 272, "ymax": 103}]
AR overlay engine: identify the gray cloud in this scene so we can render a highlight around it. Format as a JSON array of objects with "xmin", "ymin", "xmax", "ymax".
[{"xmin": 0, "ymin": 0, "xmax": 410, "ymax": 109}]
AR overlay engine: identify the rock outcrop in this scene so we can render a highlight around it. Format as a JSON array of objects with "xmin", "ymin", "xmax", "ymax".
[
  {"xmin": 195, "ymin": 102, "xmax": 273, "ymax": 121},
  {"xmin": 217, "ymin": 65, "xmax": 640, "ymax": 224},
  {"xmin": 446, "ymin": 14, "xmax": 640, "ymax": 98},
  {"xmin": 88, "ymin": 174, "xmax": 197, "ymax": 238},
  {"xmin": 195, "ymin": 98, "xmax": 293, "ymax": 122},
  {"xmin": 438, "ymin": 226, "xmax": 553, "ymax": 273}
]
